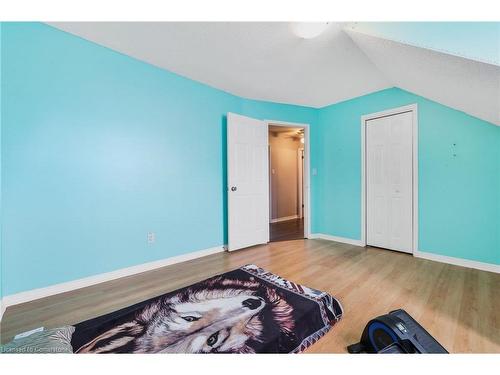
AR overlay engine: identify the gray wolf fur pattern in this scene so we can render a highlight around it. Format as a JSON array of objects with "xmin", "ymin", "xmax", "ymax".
[{"xmin": 76, "ymin": 276, "xmax": 296, "ymax": 353}]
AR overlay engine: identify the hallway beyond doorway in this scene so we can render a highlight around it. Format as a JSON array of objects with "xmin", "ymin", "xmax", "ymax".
[{"xmin": 270, "ymin": 218, "xmax": 304, "ymax": 242}]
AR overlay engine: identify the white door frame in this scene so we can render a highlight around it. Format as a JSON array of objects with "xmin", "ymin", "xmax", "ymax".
[
  {"xmin": 266, "ymin": 120, "xmax": 311, "ymax": 239},
  {"xmin": 297, "ymin": 148, "xmax": 304, "ymax": 219},
  {"xmin": 360, "ymin": 104, "xmax": 419, "ymax": 254}
]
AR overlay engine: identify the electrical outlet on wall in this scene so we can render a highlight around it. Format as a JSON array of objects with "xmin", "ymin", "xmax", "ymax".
[{"xmin": 147, "ymin": 232, "xmax": 156, "ymax": 244}]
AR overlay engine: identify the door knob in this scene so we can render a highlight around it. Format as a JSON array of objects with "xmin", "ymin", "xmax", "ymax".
[{"xmin": 231, "ymin": 186, "xmax": 237, "ymax": 192}]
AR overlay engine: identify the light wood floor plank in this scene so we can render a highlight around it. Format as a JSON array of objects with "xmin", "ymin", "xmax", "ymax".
[{"xmin": 1, "ymin": 239, "xmax": 499, "ymax": 353}]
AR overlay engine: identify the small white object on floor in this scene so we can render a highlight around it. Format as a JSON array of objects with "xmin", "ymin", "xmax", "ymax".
[{"xmin": 14, "ymin": 326, "xmax": 44, "ymax": 340}]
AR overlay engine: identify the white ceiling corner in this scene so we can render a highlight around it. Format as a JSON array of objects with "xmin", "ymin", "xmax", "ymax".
[{"xmin": 345, "ymin": 29, "xmax": 500, "ymax": 126}]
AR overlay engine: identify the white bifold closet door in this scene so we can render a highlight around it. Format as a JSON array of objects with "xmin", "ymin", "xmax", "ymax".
[
  {"xmin": 366, "ymin": 111, "xmax": 413, "ymax": 253},
  {"xmin": 227, "ymin": 113, "xmax": 269, "ymax": 251}
]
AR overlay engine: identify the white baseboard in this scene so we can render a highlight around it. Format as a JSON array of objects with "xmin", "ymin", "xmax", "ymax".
[
  {"xmin": 0, "ymin": 245, "xmax": 225, "ymax": 322},
  {"xmin": 414, "ymin": 250, "xmax": 500, "ymax": 274},
  {"xmin": 309, "ymin": 233, "xmax": 364, "ymax": 247},
  {"xmin": 310, "ymin": 234, "xmax": 499, "ymax": 274},
  {"xmin": 270, "ymin": 215, "xmax": 299, "ymax": 223}
]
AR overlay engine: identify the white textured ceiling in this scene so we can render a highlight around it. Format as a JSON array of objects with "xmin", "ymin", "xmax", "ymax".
[
  {"xmin": 47, "ymin": 22, "xmax": 391, "ymax": 108},
  {"xmin": 346, "ymin": 29, "xmax": 500, "ymax": 125},
  {"xmin": 47, "ymin": 22, "xmax": 499, "ymax": 125}
]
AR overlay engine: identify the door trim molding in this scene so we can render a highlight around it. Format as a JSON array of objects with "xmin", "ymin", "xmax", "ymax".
[
  {"xmin": 298, "ymin": 148, "xmax": 304, "ymax": 219},
  {"xmin": 265, "ymin": 119, "xmax": 311, "ymax": 239},
  {"xmin": 360, "ymin": 104, "xmax": 419, "ymax": 254}
]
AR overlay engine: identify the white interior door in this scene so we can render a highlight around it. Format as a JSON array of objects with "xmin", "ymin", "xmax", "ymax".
[
  {"xmin": 366, "ymin": 111, "xmax": 413, "ymax": 253},
  {"xmin": 227, "ymin": 113, "xmax": 269, "ymax": 251}
]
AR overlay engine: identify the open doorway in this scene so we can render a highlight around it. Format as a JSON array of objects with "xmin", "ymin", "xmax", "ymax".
[
  {"xmin": 227, "ymin": 113, "xmax": 310, "ymax": 251},
  {"xmin": 268, "ymin": 124, "xmax": 305, "ymax": 242}
]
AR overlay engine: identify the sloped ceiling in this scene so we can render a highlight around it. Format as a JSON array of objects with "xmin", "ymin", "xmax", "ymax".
[
  {"xmin": 346, "ymin": 29, "xmax": 500, "ymax": 125},
  {"xmin": 47, "ymin": 22, "xmax": 499, "ymax": 125},
  {"xmin": 47, "ymin": 22, "xmax": 391, "ymax": 108},
  {"xmin": 346, "ymin": 22, "xmax": 500, "ymax": 66}
]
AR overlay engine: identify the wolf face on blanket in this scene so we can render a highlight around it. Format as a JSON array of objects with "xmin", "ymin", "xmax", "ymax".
[
  {"xmin": 76, "ymin": 277, "xmax": 295, "ymax": 353},
  {"xmin": 72, "ymin": 265, "xmax": 343, "ymax": 353}
]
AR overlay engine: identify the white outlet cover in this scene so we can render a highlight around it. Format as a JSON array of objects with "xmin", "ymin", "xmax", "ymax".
[{"xmin": 147, "ymin": 232, "xmax": 156, "ymax": 244}]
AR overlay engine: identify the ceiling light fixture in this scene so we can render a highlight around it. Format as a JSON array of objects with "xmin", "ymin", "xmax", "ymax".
[{"xmin": 290, "ymin": 22, "xmax": 331, "ymax": 39}]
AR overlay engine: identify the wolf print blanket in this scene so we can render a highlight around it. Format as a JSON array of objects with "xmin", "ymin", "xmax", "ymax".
[{"xmin": 71, "ymin": 264, "xmax": 343, "ymax": 353}]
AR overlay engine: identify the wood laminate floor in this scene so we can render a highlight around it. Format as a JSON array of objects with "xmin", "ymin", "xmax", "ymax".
[
  {"xmin": 1, "ymin": 239, "xmax": 499, "ymax": 352},
  {"xmin": 270, "ymin": 218, "xmax": 304, "ymax": 242}
]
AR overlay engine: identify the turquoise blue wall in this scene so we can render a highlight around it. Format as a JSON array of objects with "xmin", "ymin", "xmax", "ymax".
[
  {"xmin": 316, "ymin": 88, "xmax": 500, "ymax": 264},
  {"xmin": 1, "ymin": 23, "xmax": 499, "ymax": 296},
  {"xmin": 1, "ymin": 22, "xmax": 237, "ymax": 295},
  {"xmin": 0, "ymin": 23, "xmax": 317, "ymax": 295}
]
